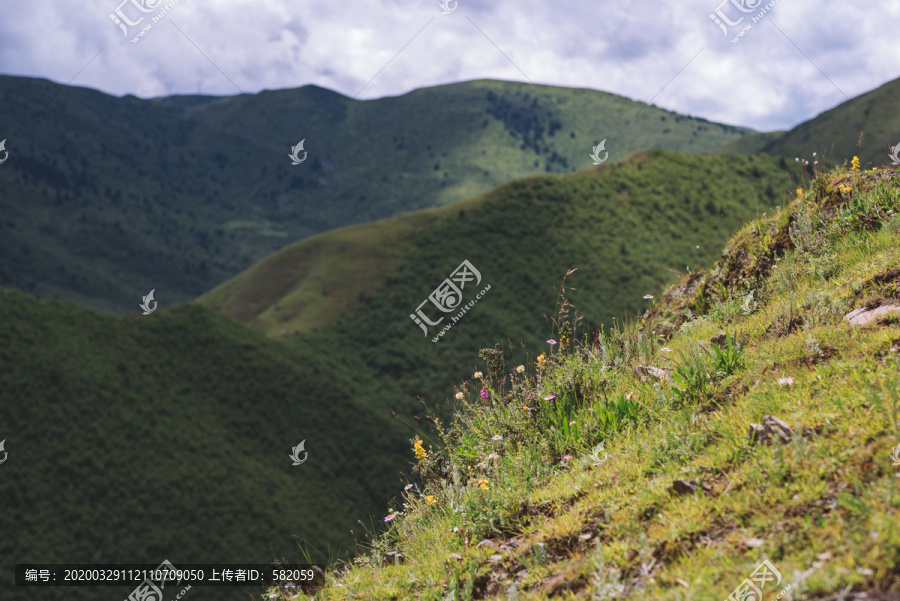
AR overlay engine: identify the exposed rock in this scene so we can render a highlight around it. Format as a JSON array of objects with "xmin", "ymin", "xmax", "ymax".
[
  {"xmin": 447, "ymin": 553, "xmax": 463, "ymax": 561},
  {"xmin": 488, "ymin": 554, "xmax": 504, "ymax": 563},
  {"xmin": 476, "ymin": 539, "xmax": 498, "ymax": 550},
  {"xmin": 749, "ymin": 415, "xmax": 793, "ymax": 445},
  {"xmin": 844, "ymin": 304, "xmax": 900, "ymax": 326},
  {"xmin": 578, "ymin": 533, "xmax": 592, "ymax": 541},
  {"xmin": 384, "ymin": 551, "xmax": 404, "ymax": 564},
  {"xmin": 635, "ymin": 365, "xmax": 672, "ymax": 381},
  {"xmin": 711, "ymin": 332, "xmax": 728, "ymax": 347},
  {"xmin": 670, "ymin": 479, "xmax": 700, "ymax": 495}
]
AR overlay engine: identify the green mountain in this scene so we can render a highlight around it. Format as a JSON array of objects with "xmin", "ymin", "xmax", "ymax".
[
  {"xmin": 0, "ymin": 76, "xmax": 753, "ymax": 314},
  {"xmin": 198, "ymin": 151, "xmax": 795, "ymax": 339},
  {"xmin": 1, "ymin": 150, "xmax": 797, "ymax": 601},
  {"xmin": 758, "ymin": 76, "xmax": 900, "ymax": 168}
]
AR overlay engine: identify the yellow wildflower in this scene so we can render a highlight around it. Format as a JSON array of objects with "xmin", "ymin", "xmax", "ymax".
[
  {"xmin": 516, "ymin": 365, "xmax": 525, "ymax": 373},
  {"xmin": 424, "ymin": 495, "xmax": 437, "ymax": 505},
  {"xmin": 477, "ymin": 478, "xmax": 490, "ymax": 491},
  {"xmin": 796, "ymin": 188, "xmax": 803, "ymax": 198},
  {"xmin": 413, "ymin": 436, "xmax": 428, "ymax": 461},
  {"xmin": 473, "ymin": 371, "xmax": 483, "ymax": 379},
  {"xmin": 851, "ymin": 156, "xmax": 860, "ymax": 172},
  {"xmin": 536, "ymin": 354, "xmax": 546, "ymax": 366}
]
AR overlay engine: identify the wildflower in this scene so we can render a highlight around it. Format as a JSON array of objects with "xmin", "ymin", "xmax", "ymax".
[
  {"xmin": 852, "ymin": 156, "xmax": 860, "ymax": 172},
  {"xmin": 522, "ymin": 405, "xmax": 531, "ymax": 411},
  {"xmin": 796, "ymin": 188, "xmax": 803, "ymax": 198},
  {"xmin": 544, "ymin": 394, "xmax": 556, "ymax": 401},
  {"xmin": 404, "ymin": 483, "xmax": 414, "ymax": 491},
  {"xmin": 453, "ymin": 527, "xmax": 459, "ymax": 533},
  {"xmin": 794, "ymin": 157, "xmax": 799, "ymax": 162},
  {"xmin": 547, "ymin": 339, "xmax": 558, "ymax": 345},
  {"xmin": 413, "ymin": 436, "xmax": 428, "ymax": 461},
  {"xmin": 661, "ymin": 347, "xmax": 673, "ymax": 352},
  {"xmin": 643, "ymin": 294, "xmax": 654, "ymax": 300},
  {"xmin": 455, "ymin": 391, "xmax": 464, "ymax": 400},
  {"xmin": 480, "ymin": 388, "xmax": 489, "ymax": 400},
  {"xmin": 778, "ymin": 377, "xmax": 794, "ymax": 386},
  {"xmin": 285, "ymin": 583, "xmax": 296, "ymax": 588},
  {"xmin": 424, "ymin": 495, "xmax": 437, "ymax": 505},
  {"xmin": 474, "ymin": 371, "xmax": 483, "ymax": 379},
  {"xmin": 812, "ymin": 152, "xmax": 817, "ymax": 157},
  {"xmin": 537, "ymin": 353, "xmax": 546, "ymax": 366},
  {"xmin": 384, "ymin": 513, "xmax": 397, "ymax": 522},
  {"xmin": 268, "ymin": 595, "xmax": 276, "ymax": 599},
  {"xmin": 516, "ymin": 365, "xmax": 525, "ymax": 373},
  {"xmin": 477, "ymin": 478, "xmax": 490, "ymax": 491},
  {"xmin": 492, "ymin": 435, "xmax": 504, "ymax": 441},
  {"xmin": 563, "ymin": 454, "xmax": 572, "ymax": 461},
  {"xmin": 486, "ymin": 453, "xmax": 499, "ymax": 460}
]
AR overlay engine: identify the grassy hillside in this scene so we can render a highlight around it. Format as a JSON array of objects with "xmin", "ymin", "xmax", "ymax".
[
  {"xmin": 282, "ymin": 164, "xmax": 900, "ymax": 600},
  {"xmin": 759, "ymin": 76, "xmax": 900, "ymax": 170},
  {"xmin": 0, "ymin": 76, "xmax": 752, "ymax": 314},
  {"xmin": 199, "ymin": 151, "xmax": 796, "ymax": 338}
]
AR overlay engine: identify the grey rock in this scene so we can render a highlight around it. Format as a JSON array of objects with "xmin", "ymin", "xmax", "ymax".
[{"xmin": 749, "ymin": 415, "xmax": 793, "ymax": 445}]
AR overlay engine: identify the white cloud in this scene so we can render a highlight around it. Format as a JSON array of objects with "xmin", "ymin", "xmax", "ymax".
[{"xmin": 0, "ymin": 0, "xmax": 896, "ymax": 131}]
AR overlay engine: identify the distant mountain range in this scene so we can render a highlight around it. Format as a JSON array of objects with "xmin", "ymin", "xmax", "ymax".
[{"xmin": 0, "ymin": 76, "xmax": 754, "ymax": 313}]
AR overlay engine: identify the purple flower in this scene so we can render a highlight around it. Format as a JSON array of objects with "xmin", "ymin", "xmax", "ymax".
[
  {"xmin": 544, "ymin": 394, "xmax": 556, "ymax": 401},
  {"xmin": 547, "ymin": 339, "xmax": 558, "ymax": 345},
  {"xmin": 480, "ymin": 388, "xmax": 489, "ymax": 400},
  {"xmin": 384, "ymin": 513, "xmax": 397, "ymax": 522},
  {"xmin": 404, "ymin": 484, "xmax": 414, "ymax": 491},
  {"xmin": 492, "ymin": 435, "xmax": 504, "ymax": 441}
]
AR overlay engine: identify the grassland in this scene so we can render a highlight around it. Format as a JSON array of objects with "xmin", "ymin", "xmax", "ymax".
[{"xmin": 273, "ymin": 164, "xmax": 900, "ymax": 600}]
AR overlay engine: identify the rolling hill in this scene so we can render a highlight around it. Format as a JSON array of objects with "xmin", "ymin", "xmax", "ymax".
[
  {"xmin": 0, "ymin": 75, "xmax": 754, "ymax": 315},
  {"xmin": 758, "ymin": 75, "xmax": 900, "ymax": 169}
]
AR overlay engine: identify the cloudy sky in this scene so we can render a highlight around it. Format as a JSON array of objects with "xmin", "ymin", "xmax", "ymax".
[{"xmin": 1, "ymin": 0, "xmax": 897, "ymax": 131}]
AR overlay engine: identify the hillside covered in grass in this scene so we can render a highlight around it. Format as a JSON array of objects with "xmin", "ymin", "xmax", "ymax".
[
  {"xmin": 0, "ymin": 76, "xmax": 752, "ymax": 314},
  {"xmin": 198, "ymin": 151, "xmax": 795, "ymax": 338},
  {"xmin": 278, "ymin": 164, "xmax": 900, "ymax": 600}
]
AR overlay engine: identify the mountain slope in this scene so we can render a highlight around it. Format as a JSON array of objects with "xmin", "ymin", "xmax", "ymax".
[
  {"xmin": 0, "ymin": 75, "xmax": 753, "ymax": 314},
  {"xmin": 759, "ymin": 76, "xmax": 900, "ymax": 168},
  {"xmin": 198, "ymin": 151, "xmax": 797, "ymax": 339},
  {"xmin": 284, "ymin": 166, "xmax": 900, "ymax": 600},
  {"xmin": 0, "ymin": 290, "xmax": 408, "ymax": 601}
]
